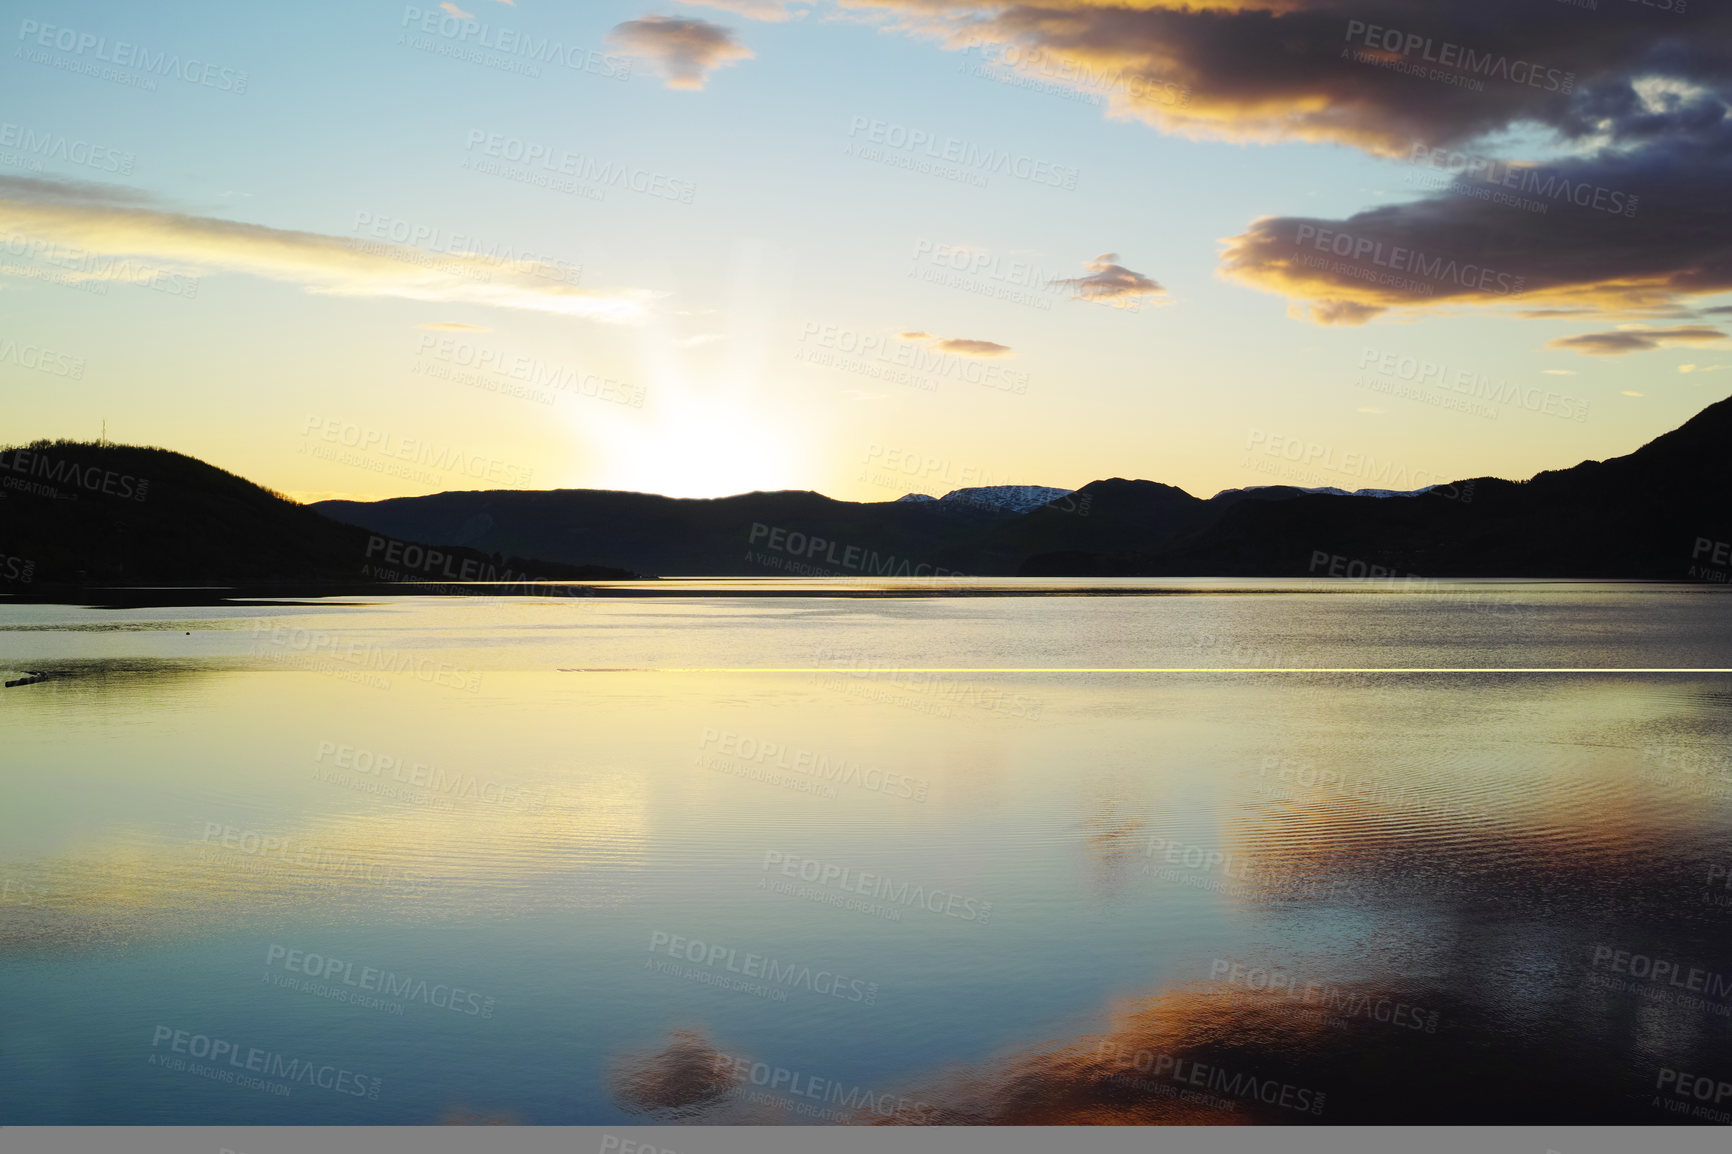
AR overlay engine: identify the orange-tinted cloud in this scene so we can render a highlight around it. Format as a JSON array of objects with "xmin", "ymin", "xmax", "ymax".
[
  {"xmin": 1057, "ymin": 252, "xmax": 1167, "ymax": 305},
  {"xmin": 935, "ymin": 337, "xmax": 1012, "ymax": 356},
  {"xmin": 900, "ymin": 331, "xmax": 1013, "ymax": 356}
]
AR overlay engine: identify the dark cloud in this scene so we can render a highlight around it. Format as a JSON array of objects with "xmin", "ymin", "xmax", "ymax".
[
  {"xmin": 838, "ymin": 2, "xmax": 1732, "ymax": 331},
  {"xmin": 1218, "ymin": 124, "xmax": 1732, "ymax": 323},
  {"xmin": 866, "ymin": 1, "xmax": 1732, "ymax": 155}
]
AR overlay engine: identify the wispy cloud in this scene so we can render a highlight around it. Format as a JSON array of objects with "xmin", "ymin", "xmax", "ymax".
[
  {"xmin": 1547, "ymin": 326, "xmax": 1726, "ymax": 356},
  {"xmin": 606, "ymin": 16, "xmax": 754, "ymax": 90},
  {"xmin": 897, "ymin": 331, "xmax": 1014, "ymax": 357},
  {"xmin": 1056, "ymin": 253, "xmax": 1167, "ymax": 305},
  {"xmin": 0, "ymin": 177, "xmax": 654, "ymax": 323}
]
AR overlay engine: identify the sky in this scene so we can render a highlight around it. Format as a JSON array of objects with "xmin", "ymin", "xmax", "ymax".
[{"xmin": 3, "ymin": 0, "xmax": 1731, "ymax": 502}]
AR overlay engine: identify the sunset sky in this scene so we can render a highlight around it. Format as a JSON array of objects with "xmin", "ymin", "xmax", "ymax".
[{"xmin": 4, "ymin": 0, "xmax": 1731, "ymax": 501}]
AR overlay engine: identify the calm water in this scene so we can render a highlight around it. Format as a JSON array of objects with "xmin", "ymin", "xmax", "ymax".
[{"xmin": 2, "ymin": 580, "xmax": 1730, "ymax": 1125}]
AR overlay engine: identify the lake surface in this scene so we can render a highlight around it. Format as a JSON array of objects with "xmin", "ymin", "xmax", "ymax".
[{"xmin": 2, "ymin": 580, "xmax": 1730, "ymax": 1125}]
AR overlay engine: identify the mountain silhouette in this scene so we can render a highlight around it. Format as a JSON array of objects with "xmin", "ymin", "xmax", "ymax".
[
  {"xmin": 7, "ymin": 395, "xmax": 1729, "ymax": 588},
  {"xmin": 311, "ymin": 393, "xmax": 1732, "ymax": 580},
  {"xmin": 0, "ymin": 441, "xmax": 634, "ymax": 591}
]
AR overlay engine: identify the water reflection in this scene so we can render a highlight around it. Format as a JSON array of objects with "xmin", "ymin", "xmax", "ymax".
[{"xmin": 2, "ymin": 590, "xmax": 1730, "ymax": 1125}]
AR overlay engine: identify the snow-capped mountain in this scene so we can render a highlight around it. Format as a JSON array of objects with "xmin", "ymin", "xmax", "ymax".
[{"xmin": 897, "ymin": 485, "xmax": 1074, "ymax": 514}]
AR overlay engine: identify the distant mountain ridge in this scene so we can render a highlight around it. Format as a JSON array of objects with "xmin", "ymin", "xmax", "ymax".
[
  {"xmin": 7, "ymin": 395, "xmax": 1730, "ymax": 588},
  {"xmin": 311, "ymin": 394, "xmax": 1732, "ymax": 580}
]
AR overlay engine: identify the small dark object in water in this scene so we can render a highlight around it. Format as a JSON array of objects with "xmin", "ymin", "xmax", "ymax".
[{"xmin": 5, "ymin": 671, "xmax": 49, "ymax": 688}]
